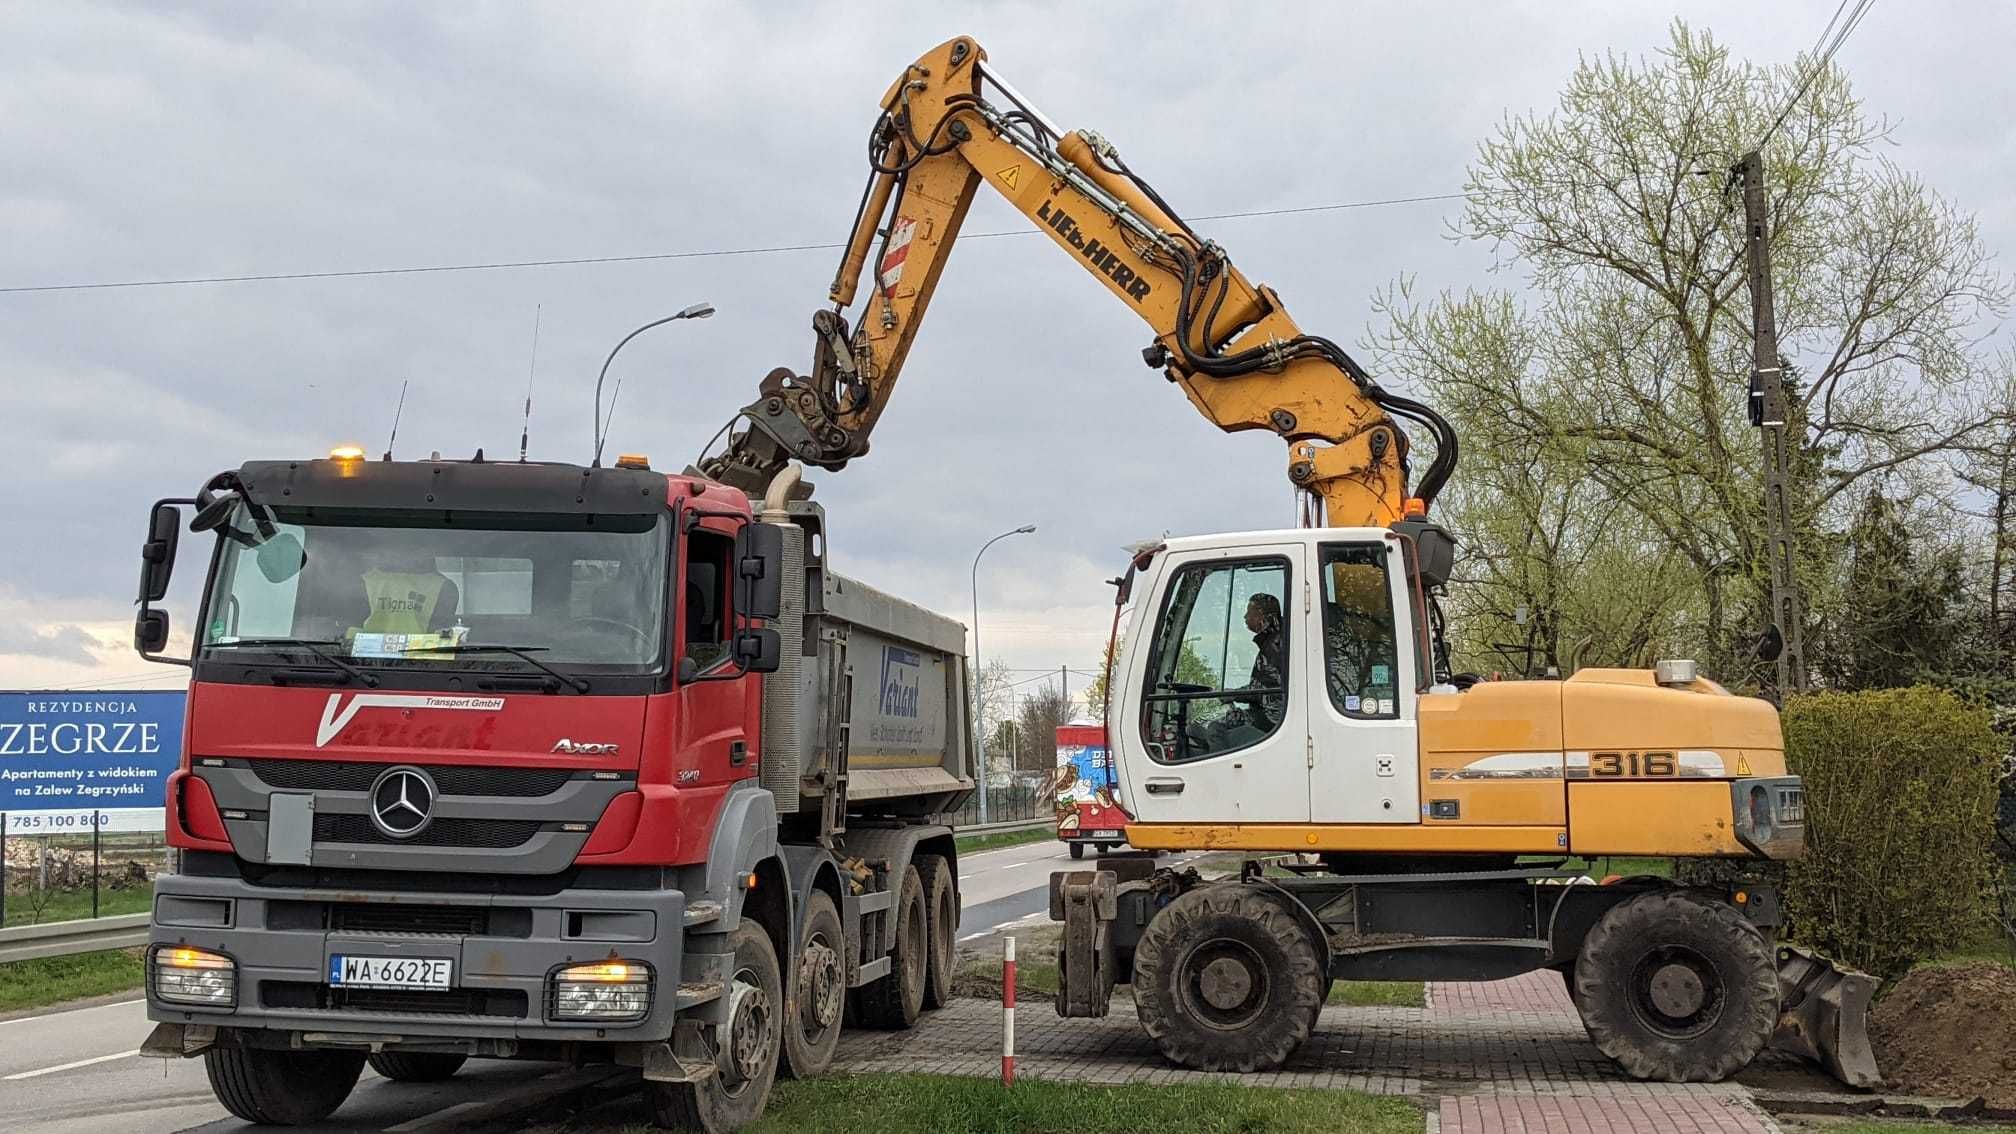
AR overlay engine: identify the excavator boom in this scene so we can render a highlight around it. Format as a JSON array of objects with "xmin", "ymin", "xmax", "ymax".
[{"xmin": 702, "ymin": 36, "xmax": 1456, "ymax": 528}]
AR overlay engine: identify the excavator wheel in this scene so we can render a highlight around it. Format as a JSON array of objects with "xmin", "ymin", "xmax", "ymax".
[
  {"xmin": 1571, "ymin": 889, "xmax": 1779, "ymax": 1082},
  {"xmin": 1131, "ymin": 883, "xmax": 1326, "ymax": 1072}
]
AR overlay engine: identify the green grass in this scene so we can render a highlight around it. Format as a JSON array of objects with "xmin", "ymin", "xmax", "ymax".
[
  {"xmin": 2, "ymin": 886, "xmax": 151, "ymax": 926},
  {"xmin": 955, "ymin": 825, "xmax": 1056, "ymax": 856},
  {"xmin": 1517, "ymin": 855, "xmax": 1676, "ymax": 879},
  {"xmin": 743, "ymin": 1072, "xmax": 1422, "ymax": 1134},
  {"xmin": 0, "ymin": 949, "xmax": 145, "ymax": 1014},
  {"xmin": 1328, "ymin": 980, "xmax": 1425, "ymax": 1007}
]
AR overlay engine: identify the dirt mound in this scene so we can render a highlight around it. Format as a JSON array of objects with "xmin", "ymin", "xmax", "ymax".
[{"xmin": 1870, "ymin": 962, "xmax": 2016, "ymax": 1105}]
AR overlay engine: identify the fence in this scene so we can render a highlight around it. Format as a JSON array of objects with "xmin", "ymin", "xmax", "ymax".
[
  {"xmin": 0, "ymin": 825, "xmax": 169, "ymax": 930},
  {"xmin": 951, "ymin": 782, "xmax": 1053, "ymax": 829}
]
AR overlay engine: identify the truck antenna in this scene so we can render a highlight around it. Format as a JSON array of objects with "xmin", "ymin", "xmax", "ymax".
[
  {"xmin": 519, "ymin": 304, "xmax": 541, "ymax": 463},
  {"xmin": 383, "ymin": 379, "xmax": 409, "ymax": 461},
  {"xmin": 595, "ymin": 378, "xmax": 624, "ymax": 465}
]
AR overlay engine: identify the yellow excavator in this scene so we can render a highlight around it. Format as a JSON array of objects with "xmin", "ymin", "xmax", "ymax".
[{"xmin": 703, "ymin": 36, "xmax": 1874, "ymax": 1088}]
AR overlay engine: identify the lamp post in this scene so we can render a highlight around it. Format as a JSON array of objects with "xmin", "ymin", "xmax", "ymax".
[
  {"xmin": 592, "ymin": 302, "xmax": 715, "ymax": 465},
  {"xmin": 971, "ymin": 523, "xmax": 1036, "ymax": 823}
]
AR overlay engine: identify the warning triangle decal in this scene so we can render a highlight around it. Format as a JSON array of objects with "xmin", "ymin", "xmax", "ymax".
[
  {"xmin": 997, "ymin": 164, "xmax": 1021, "ymax": 191},
  {"xmin": 1735, "ymin": 754, "xmax": 1752, "ymax": 776}
]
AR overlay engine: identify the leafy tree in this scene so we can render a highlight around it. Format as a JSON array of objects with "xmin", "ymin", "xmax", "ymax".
[
  {"xmin": 1372, "ymin": 22, "xmax": 2008, "ymax": 685},
  {"xmin": 1813, "ymin": 492, "xmax": 1967, "ymax": 690}
]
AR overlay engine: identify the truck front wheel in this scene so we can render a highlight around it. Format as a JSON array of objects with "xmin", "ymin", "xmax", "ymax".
[
  {"xmin": 205, "ymin": 1047, "xmax": 365, "ymax": 1126},
  {"xmin": 1131, "ymin": 884, "xmax": 1325, "ymax": 1072},
  {"xmin": 1571, "ymin": 889, "xmax": 1778, "ymax": 1082},
  {"xmin": 647, "ymin": 920, "xmax": 782, "ymax": 1131},
  {"xmin": 782, "ymin": 890, "xmax": 845, "ymax": 1079}
]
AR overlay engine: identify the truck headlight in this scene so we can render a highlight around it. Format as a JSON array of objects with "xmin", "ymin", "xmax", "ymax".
[
  {"xmin": 549, "ymin": 960, "xmax": 652, "ymax": 1022},
  {"xmin": 151, "ymin": 945, "xmax": 237, "ymax": 1008}
]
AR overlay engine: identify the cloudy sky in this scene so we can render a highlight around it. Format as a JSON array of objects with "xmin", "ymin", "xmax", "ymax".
[{"xmin": 2, "ymin": 1, "xmax": 2009, "ymax": 704}]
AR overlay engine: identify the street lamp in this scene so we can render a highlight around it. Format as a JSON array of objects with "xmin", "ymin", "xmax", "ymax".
[
  {"xmin": 971, "ymin": 522, "xmax": 1036, "ymax": 823},
  {"xmin": 592, "ymin": 302, "xmax": 715, "ymax": 465}
]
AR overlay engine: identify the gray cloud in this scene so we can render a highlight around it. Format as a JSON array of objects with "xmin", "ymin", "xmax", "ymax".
[
  {"xmin": 0, "ymin": 621, "xmax": 103, "ymax": 666},
  {"xmin": 2, "ymin": 1, "xmax": 2010, "ymax": 682}
]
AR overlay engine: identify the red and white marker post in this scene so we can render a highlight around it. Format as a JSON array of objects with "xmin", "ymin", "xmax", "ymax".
[{"xmin": 1001, "ymin": 934, "xmax": 1017, "ymax": 1086}]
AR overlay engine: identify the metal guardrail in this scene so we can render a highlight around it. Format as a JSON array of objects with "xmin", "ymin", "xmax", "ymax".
[
  {"xmin": 954, "ymin": 816, "xmax": 1054, "ymax": 839},
  {"xmin": 0, "ymin": 912, "xmax": 149, "ymax": 965}
]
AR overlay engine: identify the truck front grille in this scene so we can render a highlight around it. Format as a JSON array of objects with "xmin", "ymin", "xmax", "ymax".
[
  {"xmin": 248, "ymin": 760, "xmax": 581, "ymax": 797},
  {"xmin": 314, "ymin": 814, "xmax": 546, "ymax": 849},
  {"xmin": 331, "ymin": 903, "xmax": 487, "ymax": 936}
]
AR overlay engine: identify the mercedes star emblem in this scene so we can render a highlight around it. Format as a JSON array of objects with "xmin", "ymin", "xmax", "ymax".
[{"xmin": 368, "ymin": 766, "xmax": 437, "ymax": 839}]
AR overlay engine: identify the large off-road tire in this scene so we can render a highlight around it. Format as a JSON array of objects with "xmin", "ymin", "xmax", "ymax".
[
  {"xmin": 916, "ymin": 854, "xmax": 958, "ymax": 1010},
  {"xmin": 853, "ymin": 864, "xmax": 927, "ymax": 1029},
  {"xmin": 646, "ymin": 920, "xmax": 782, "ymax": 1131},
  {"xmin": 1572, "ymin": 889, "xmax": 1779, "ymax": 1082},
  {"xmin": 1131, "ymin": 883, "xmax": 1326, "ymax": 1072},
  {"xmin": 366, "ymin": 1051, "xmax": 468, "ymax": 1082},
  {"xmin": 781, "ymin": 890, "xmax": 845, "ymax": 1080},
  {"xmin": 205, "ymin": 1047, "xmax": 366, "ymax": 1125}
]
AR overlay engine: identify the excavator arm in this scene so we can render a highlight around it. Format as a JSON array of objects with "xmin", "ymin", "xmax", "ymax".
[{"xmin": 701, "ymin": 35, "xmax": 1457, "ymax": 528}]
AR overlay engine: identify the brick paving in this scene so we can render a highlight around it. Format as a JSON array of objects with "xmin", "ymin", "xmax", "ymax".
[{"xmin": 831, "ymin": 967, "xmax": 1781, "ymax": 1132}]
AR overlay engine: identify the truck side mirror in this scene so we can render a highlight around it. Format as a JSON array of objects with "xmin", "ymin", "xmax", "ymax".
[
  {"xmin": 135, "ymin": 608, "xmax": 172, "ymax": 655},
  {"xmin": 139, "ymin": 502, "xmax": 182, "ymax": 603},
  {"xmin": 735, "ymin": 523, "xmax": 785, "ymax": 621},
  {"xmin": 732, "ymin": 627, "xmax": 781, "ymax": 674}
]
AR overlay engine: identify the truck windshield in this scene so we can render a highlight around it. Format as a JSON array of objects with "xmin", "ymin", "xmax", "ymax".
[{"xmin": 200, "ymin": 507, "xmax": 669, "ymax": 674}]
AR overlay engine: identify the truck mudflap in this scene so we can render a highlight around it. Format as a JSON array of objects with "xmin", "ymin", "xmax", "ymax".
[{"xmin": 1773, "ymin": 945, "xmax": 1881, "ymax": 1088}]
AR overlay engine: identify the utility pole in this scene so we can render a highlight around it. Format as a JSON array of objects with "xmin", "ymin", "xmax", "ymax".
[{"xmin": 1736, "ymin": 149, "xmax": 1808, "ymax": 696}]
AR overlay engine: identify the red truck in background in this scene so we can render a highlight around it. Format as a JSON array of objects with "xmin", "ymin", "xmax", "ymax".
[
  {"xmin": 132, "ymin": 454, "xmax": 973, "ymax": 1132},
  {"xmin": 1053, "ymin": 723, "xmax": 1129, "ymax": 859}
]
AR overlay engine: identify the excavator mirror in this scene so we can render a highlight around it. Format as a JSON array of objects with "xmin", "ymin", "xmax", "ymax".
[{"xmin": 1390, "ymin": 518, "xmax": 1455, "ymax": 589}]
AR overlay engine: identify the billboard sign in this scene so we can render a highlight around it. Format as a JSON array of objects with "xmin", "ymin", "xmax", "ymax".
[{"xmin": 1, "ymin": 690, "xmax": 184, "ymax": 834}]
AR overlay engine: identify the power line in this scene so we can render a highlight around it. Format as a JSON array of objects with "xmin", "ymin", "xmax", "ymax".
[
  {"xmin": 1756, "ymin": 0, "xmax": 1876, "ymax": 150},
  {"xmin": 0, "ymin": 192, "xmax": 1472, "ymax": 296}
]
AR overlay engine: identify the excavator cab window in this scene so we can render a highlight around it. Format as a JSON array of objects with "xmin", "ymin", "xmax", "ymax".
[
  {"xmin": 1320, "ymin": 543, "xmax": 1400, "ymax": 718},
  {"xmin": 1138, "ymin": 557, "xmax": 1290, "ymax": 763}
]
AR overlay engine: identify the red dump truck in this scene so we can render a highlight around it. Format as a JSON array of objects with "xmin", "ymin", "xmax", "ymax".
[{"xmin": 132, "ymin": 454, "xmax": 971, "ymax": 1130}]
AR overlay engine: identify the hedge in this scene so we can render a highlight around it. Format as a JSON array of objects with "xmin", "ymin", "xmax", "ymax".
[{"xmin": 1782, "ymin": 686, "xmax": 2003, "ymax": 978}]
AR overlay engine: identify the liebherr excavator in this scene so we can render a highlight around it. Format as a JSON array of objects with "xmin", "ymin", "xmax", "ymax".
[{"xmin": 704, "ymin": 36, "xmax": 1875, "ymax": 1089}]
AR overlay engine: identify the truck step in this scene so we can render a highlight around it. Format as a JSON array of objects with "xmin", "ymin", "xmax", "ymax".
[
  {"xmin": 674, "ymin": 982, "xmax": 723, "ymax": 1011},
  {"xmin": 851, "ymin": 956, "xmax": 891, "ymax": 986},
  {"xmin": 682, "ymin": 901, "xmax": 724, "ymax": 928},
  {"xmin": 855, "ymin": 890, "xmax": 894, "ymax": 915}
]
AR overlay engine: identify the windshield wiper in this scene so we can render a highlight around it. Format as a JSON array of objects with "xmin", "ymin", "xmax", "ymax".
[
  {"xmin": 207, "ymin": 638, "xmax": 380, "ymax": 687},
  {"xmin": 411, "ymin": 644, "xmax": 591, "ymax": 693}
]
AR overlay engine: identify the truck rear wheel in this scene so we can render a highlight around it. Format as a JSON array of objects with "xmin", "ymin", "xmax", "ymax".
[
  {"xmin": 1132, "ymin": 884, "xmax": 1326, "ymax": 1072},
  {"xmin": 1572, "ymin": 889, "xmax": 1778, "ymax": 1082},
  {"xmin": 916, "ymin": 854, "xmax": 957, "ymax": 1009},
  {"xmin": 1070, "ymin": 843, "xmax": 1085, "ymax": 860},
  {"xmin": 647, "ymin": 920, "xmax": 782, "ymax": 1131},
  {"xmin": 853, "ymin": 864, "xmax": 927, "ymax": 1029},
  {"xmin": 366, "ymin": 1051, "xmax": 467, "ymax": 1082},
  {"xmin": 205, "ymin": 1047, "xmax": 365, "ymax": 1126},
  {"xmin": 782, "ymin": 890, "xmax": 845, "ymax": 1079}
]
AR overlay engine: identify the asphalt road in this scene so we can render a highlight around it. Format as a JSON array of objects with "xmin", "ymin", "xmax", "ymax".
[{"xmin": 0, "ymin": 835, "xmax": 1168, "ymax": 1133}]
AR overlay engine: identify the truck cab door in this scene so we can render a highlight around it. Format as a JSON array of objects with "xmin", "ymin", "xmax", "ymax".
[
  {"xmin": 1304, "ymin": 538, "xmax": 1420, "ymax": 824},
  {"xmin": 1114, "ymin": 543, "xmax": 1308, "ymax": 825}
]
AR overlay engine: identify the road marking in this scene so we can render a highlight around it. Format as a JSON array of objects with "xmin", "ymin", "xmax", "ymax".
[
  {"xmin": 0, "ymin": 997, "xmax": 146, "ymax": 1028},
  {"xmin": 4, "ymin": 1049, "xmax": 141, "ymax": 1080}
]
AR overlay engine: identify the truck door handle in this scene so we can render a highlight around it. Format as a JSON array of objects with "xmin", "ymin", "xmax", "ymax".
[
  {"xmin": 1144, "ymin": 779, "xmax": 1184, "ymax": 795},
  {"xmin": 729, "ymin": 741, "xmax": 748, "ymax": 767}
]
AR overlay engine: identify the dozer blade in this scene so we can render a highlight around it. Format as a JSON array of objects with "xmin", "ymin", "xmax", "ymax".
[{"xmin": 1772, "ymin": 945, "xmax": 1881, "ymax": 1089}]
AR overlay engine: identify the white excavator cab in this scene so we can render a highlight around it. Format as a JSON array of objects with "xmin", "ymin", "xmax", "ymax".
[{"xmin": 1111, "ymin": 528, "xmax": 1423, "ymax": 828}]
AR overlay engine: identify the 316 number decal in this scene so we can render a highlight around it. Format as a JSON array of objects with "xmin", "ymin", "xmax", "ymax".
[{"xmin": 1590, "ymin": 751, "xmax": 1677, "ymax": 777}]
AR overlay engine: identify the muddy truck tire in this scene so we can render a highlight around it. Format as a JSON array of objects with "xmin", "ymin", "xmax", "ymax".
[
  {"xmin": 1572, "ymin": 889, "xmax": 1778, "ymax": 1082},
  {"xmin": 1132, "ymin": 883, "xmax": 1326, "ymax": 1072}
]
